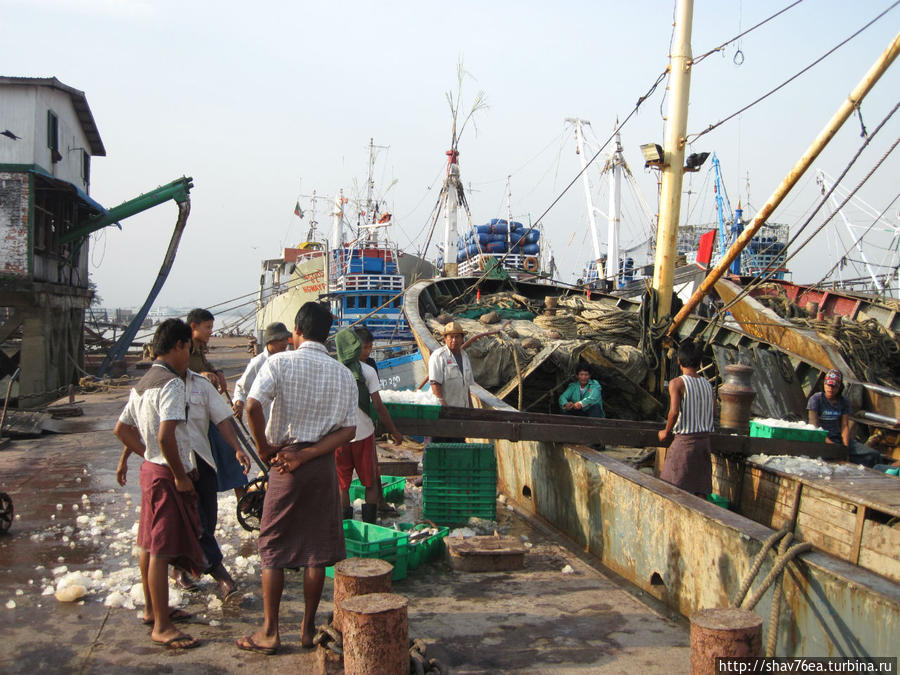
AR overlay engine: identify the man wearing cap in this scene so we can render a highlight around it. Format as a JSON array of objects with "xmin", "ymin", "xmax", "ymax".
[
  {"xmin": 233, "ymin": 323, "xmax": 292, "ymax": 422},
  {"xmin": 429, "ymin": 321, "xmax": 475, "ymax": 409},
  {"xmin": 808, "ymin": 368, "xmax": 882, "ymax": 467}
]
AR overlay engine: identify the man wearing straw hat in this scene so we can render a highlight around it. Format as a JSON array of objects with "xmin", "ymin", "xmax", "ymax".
[{"xmin": 428, "ymin": 321, "xmax": 475, "ymax": 409}]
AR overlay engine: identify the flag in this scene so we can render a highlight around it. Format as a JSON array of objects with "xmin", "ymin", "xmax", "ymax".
[{"xmin": 294, "ymin": 201, "xmax": 304, "ymax": 218}]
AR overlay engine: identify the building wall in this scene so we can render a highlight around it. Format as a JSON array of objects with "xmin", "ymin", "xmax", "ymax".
[
  {"xmin": 0, "ymin": 172, "xmax": 30, "ymax": 278},
  {"xmin": 33, "ymin": 88, "xmax": 91, "ymax": 190},
  {"xmin": 0, "ymin": 86, "xmax": 91, "ymax": 191}
]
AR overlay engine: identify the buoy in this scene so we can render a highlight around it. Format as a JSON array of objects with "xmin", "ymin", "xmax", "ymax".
[{"xmin": 523, "ymin": 256, "xmax": 539, "ymax": 273}]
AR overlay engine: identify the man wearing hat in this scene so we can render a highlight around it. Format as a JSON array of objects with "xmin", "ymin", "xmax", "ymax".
[
  {"xmin": 808, "ymin": 368, "xmax": 882, "ymax": 467},
  {"xmin": 429, "ymin": 321, "xmax": 475, "ymax": 409},
  {"xmin": 233, "ymin": 322, "xmax": 292, "ymax": 421}
]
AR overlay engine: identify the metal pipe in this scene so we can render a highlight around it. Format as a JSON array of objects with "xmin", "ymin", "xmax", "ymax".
[
  {"xmin": 651, "ymin": 0, "xmax": 694, "ymax": 320},
  {"xmin": 0, "ymin": 368, "xmax": 21, "ymax": 438},
  {"xmin": 669, "ymin": 29, "xmax": 900, "ymax": 335}
]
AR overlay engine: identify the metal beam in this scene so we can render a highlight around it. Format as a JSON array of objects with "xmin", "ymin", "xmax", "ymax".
[{"xmin": 60, "ymin": 176, "xmax": 193, "ymax": 244}]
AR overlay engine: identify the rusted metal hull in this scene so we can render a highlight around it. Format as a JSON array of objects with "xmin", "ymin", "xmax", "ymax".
[{"xmin": 405, "ymin": 276, "xmax": 900, "ymax": 658}]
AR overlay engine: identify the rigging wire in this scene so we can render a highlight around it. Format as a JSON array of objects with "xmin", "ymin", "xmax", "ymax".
[
  {"xmin": 815, "ymin": 188, "xmax": 900, "ymax": 286},
  {"xmin": 716, "ymin": 121, "xmax": 900, "ymax": 316},
  {"xmin": 687, "ymin": 1, "xmax": 900, "ymax": 143},
  {"xmin": 446, "ymin": 68, "xmax": 670, "ymax": 303},
  {"xmin": 692, "ymin": 0, "xmax": 805, "ymax": 65}
]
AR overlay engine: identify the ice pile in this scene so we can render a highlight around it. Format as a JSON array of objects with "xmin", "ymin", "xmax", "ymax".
[
  {"xmin": 749, "ymin": 454, "xmax": 872, "ymax": 478},
  {"xmin": 379, "ymin": 389, "xmax": 441, "ymax": 405}
]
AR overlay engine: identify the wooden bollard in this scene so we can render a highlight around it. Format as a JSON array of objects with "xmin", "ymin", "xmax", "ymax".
[
  {"xmin": 333, "ymin": 557, "xmax": 393, "ymax": 632},
  {"xmin": 690, "ymin": 608, "xmax": 762, "ymax": 674},
  {"xmin": 342, "ymin": 593, "xmax": 408, "ymax": 675}
]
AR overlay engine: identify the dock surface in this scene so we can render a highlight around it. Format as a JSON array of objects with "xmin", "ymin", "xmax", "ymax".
[{"xmin": 0, "ymin": 338, "xmax": 690, "ymax": 673}]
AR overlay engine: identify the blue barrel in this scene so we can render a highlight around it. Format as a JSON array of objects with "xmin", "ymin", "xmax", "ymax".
[
  {"xmin": 475, "ymin": 224, "xmax": 492, "ymax": 235},
  {"xmin": 486, "ymin": 241, "xmax": 508, "ymax": 253},
  {"xmin": 510, "ymin": 244, "xmax": 522, "ymax": 254},
  {"xmin": 491, "ymin": 221, "xmax": 508, "ymax": 234},
  {"xmin": 490, "ymin": 233, "xmax": 507, "ymax": 242},
  {"xmin": 523, "ymin": 243, "xmax": 540, "ymax": 255},
  {"xmin": 510, "ymin": 221, "xmax": 524, "ymax": 231},
  {"xmin": 489, "ymin": 218, "xmax": 508, "ymax": 227},
  {"xmin": 477, "ymin": 233, "xmax": 490, "ymax": 245},
  {"xmin": 525, "ymin": 230, "xmax": 541, "ymax": 244}
]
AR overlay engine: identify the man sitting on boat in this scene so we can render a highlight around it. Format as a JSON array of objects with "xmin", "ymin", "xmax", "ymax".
[
  {"xmin": 807, "ymin": 369, "xmax": 883, "ymax": 468},
  {"xmin": 429, "ymin": 321, "xmax": 475, "ymax": 409},
  {"xmin": 558, "ymin": 365, "xmax": 605, "ymax": 418}
]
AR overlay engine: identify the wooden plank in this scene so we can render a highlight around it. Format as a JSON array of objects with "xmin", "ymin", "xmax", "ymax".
[
  {"xmin": 851, "ymin": 506, "xmax": 866, "ymax": 565},
  {"xmin": 495, "ymin": 344, "xmax": 558, "ymax": 400}
]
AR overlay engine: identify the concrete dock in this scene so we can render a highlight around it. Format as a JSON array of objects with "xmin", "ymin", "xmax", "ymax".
[{"xmin": 0, "ymin": 338, "xmax": 690, "ymax": 673}]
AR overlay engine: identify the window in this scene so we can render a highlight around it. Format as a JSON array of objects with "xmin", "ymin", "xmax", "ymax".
[
  {"xmin": 47, "ymin": 111, "xmax": 60, "ymax": 162},
  {"xmin": 82, "ymin": 149, "xmax": 90, "ymax": 185},
  {"xmin": 347, "ymin": 297, "xmax": 356, "ymax": 308}
]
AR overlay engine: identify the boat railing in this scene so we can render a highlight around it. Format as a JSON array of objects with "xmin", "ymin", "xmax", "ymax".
[
  {"xmin": 458, "ymin": 253, "xmax": 539, "ymax": 276},
  {"xmin": 335, "ymin": 274, "xmax": 405, "ymax": 291}
]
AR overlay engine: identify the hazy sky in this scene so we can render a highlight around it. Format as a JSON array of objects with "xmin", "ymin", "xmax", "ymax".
[{"xmin": 4, "ymin": 0, "xmax": 899, "ymax": 320}]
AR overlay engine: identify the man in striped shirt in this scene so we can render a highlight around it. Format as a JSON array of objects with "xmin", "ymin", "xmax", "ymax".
[{"xmin": 658, "ymin": 340, "xmax": 715, "ymax": 496}]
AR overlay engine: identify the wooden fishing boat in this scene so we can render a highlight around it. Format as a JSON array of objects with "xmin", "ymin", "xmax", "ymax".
[{"xmin": 403, "ymin": 273, "xmax": 900, "ymax": 658}]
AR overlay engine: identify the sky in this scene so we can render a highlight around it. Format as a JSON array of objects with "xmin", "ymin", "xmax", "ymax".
[{"xmin": 3, "ymin": 0, "xmax": 899, "ymax": 319}]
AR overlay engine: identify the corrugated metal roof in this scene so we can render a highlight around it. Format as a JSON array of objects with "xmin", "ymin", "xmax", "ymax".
[{"xmin": 0, "ymin": 76, "xmax": 106, "ymax": 156}]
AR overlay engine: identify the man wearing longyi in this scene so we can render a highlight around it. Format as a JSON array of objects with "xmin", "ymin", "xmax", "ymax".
[{"xmin": 236, "ymin": 302, "xmax": 357, "ymax": 655}]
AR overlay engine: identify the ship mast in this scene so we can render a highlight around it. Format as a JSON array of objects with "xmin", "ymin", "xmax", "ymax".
[
  {"xmin": 651, "ymin": 0, "xmax": 694, "ymax": 320},
  {"xmin": 567, "ymin": 118, "xmax": 604, "ymax": 281},
  {"xmin": 441, "ymin": 149, "xmax": 461, "ymax": 277},
  {"xmin": 607, "ymin": 126, "xmax": 624, "ymax": 286}
]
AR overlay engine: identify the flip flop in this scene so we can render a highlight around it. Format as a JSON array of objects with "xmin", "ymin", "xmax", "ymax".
[
  {"xmin": 236, "ymin": 635, "xmax": 279, "ymax": 655},
  {"xmin": 142, "ymin": 608, "xmax": 193, "ymax": 626},
  {"xmin": 151, "ymin": 633, "xmax": 200, "ymax": 650}
]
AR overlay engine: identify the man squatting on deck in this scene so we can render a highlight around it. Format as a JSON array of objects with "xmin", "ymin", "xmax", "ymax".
[
  {"xmin": 658, "ymin": 341, "xmax": 715, "ymax": 497},
  {"xmin": 335, "ymin": 326, "xmax": 403, "ymax": 524},
  {"xmin": 238, "ymin": 301, "xmax": 357, "ymax": 654},
  {"xmin": 113, "ymin": 319, "xmax": 206, "ymax": 649}
]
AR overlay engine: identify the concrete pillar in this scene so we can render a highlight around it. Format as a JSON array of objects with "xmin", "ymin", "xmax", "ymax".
[
  {"xmin": 342, "ymin": 593, "xmax": 408, "ymax": 675},
  {"xmin": 333, "ymin": 557, "xmax": 393, "ymax": 632},
  {"xmin": 690, "ymin": 607, "xmax": 762, "ymax": 675}
]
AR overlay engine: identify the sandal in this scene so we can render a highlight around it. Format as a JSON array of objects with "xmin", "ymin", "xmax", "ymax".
[
  {"xmin": 236, "ymin": 635, "xmax": 279, "ymax": 655},
  {"xmin": 142, "ymin": 608, "xmax": 193, "ymax": 626},
  {"xmin": 152, "ymin": 633, "xmax": 200, "ymax": 650}
]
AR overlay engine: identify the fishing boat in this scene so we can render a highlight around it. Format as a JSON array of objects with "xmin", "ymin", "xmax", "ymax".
[
  {"xmin": 398, "ymin": 4, "xmax": 900, "ymax": 658},
  {"xmin": 402, "ymin": 273, "xmax": 899, "ymax": 658},
  {"xmin": 254, "ymin": 140, "xmax": 433, "ymax": 389}
]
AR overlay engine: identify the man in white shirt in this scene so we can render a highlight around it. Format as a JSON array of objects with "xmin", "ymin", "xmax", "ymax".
[
  {"xmin": 334, "ymin": 327, "xmax": 403, "ymax": 524},
  {"xmin": 232, "ymin": 322, "xmax": 292, "ymax": 421},
  {"xmin": 429, "ymin": 321, "xmax": 475, "ymax": 408},
  {"xmin": 114, "ymin": 319, "xmax": 203, "ymax": 650},
  {"xmin": 116, "ymin": 358, "xmax": 252, "ymax": 600},
  {"xmin": 237, "ymin": 302, "xmax": 356, "ymax": 654}
]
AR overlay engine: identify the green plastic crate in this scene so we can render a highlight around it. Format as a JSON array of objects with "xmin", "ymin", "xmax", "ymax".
[
  {"xmin": 749, "ymin": 420, "xmax": 827, "ymax": 443},
  {"xmin": 424, "ymin": 442, "xmax": 496, "ymax": 472},
  {"xmin": 422, "ymin": 490, "xmax": 497, "ymax": 525},
  {"xmin": 384, "ymin": 402, "xmax": 441, "ymax": 419},
  {"xmin": 395, "ymin": 523, "xmax": 451, "ymax": 570},
  {"xmin": 422, "ymin": 482, "xmax": 497, "ymax": 500},
  {"xmin": 348, "ymin": 475, "xmax": 406, "ymax": 504},
  {"xmin": 325, "ymin": 520, "xmax": 409, "ymax": 581}
]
